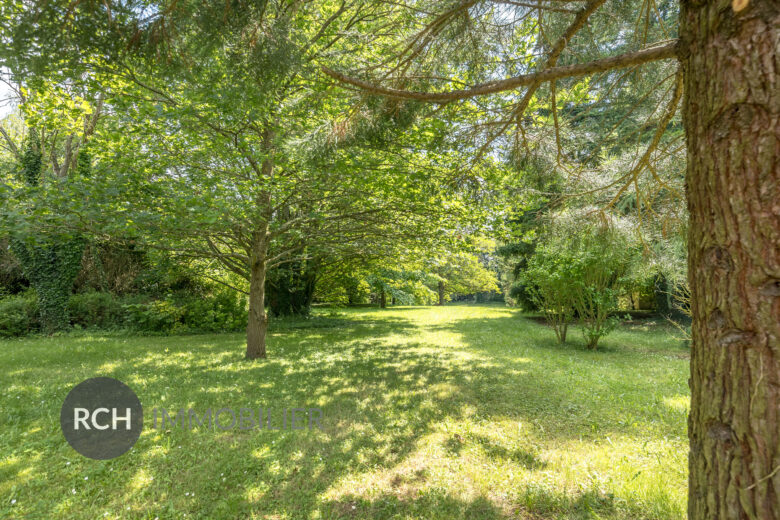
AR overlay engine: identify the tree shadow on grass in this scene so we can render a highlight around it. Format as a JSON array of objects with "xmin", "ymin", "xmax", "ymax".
[
  {"xmin": 429, "ymin": 312, "xmax": 689, "ymax": 440},
  {"xmin": 322, "ymin": 492, "xmax": 512, "ymax": 520},
  {"xmin": 0, "ymin": 307, "xmax": 686, "ymax": 519},
  {"xmin": 2, "ymin": 313, "xmax": 473, "ymax": 518},
  {"xmin": 319, "ymin": 482, "xmax": 657, "ymax": 520}
]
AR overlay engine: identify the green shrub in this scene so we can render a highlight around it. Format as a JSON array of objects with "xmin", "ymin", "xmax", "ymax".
[
  {"xmin": 123, "ymin": 289, "xmax": 247, "ymax": 334},
  {"xmin": 523, "ymin": 213, "xmax": 640, "ymax": 349},
  {"xmin": 508, "ymin": 280, "xmax": 540, "ymax": 312},
  {"xmin": 2, "ymin": 286, "xmax": 248, "ymax": 336},
  {"xmin": 68, "ymin": 291, "xmax": 124, "ymax": 329},
  {"xmin": 524, "ymin": 253, "xmax": 577, "ymax": 343},
  {"xmin": 122, "ymin": 297, "xmax": 185, "ymax": 333},
  {"xmin": 179, "ymin": 289, "xmax": 247, "ymax": 332},
  {"xmin": 0, "ymin": 291, "xmax": 40, "ymax": 337},
  {"xmin": 568, "ymin": 228, "xmax": 636, "ymax": 349}
]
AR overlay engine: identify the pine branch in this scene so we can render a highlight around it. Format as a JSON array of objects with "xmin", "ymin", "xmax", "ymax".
[{"xmin": 322, "ymin": 41, "xmax": 678, "ymax": 103}]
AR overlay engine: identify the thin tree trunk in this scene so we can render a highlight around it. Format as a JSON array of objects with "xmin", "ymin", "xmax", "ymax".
[
  {"xmin": 245, "ymin": 251, "xmax": 268, "ymax": 360},
  {"xmin": 655, "ymin": 274, "xmax": 671, "ymax": 316},
  {"xmin": 379, "ymin": 288, "xmax": 386, "ymax": 309},
  {"xmin": 681, "ymin": 2, "xmax": 779, "ymax": 517},
  {"xmin": 245, "ymin": 129, "xmax": 275, "ymax": 360},
  {"xmin": 437, "ymin": 281, "xmax": 445, "ymax": 306}
]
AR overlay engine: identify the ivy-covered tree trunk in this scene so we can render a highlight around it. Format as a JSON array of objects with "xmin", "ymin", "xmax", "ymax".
[
  {"xmin": 681, "ymin": 1, "xmax": 779, "ymax": 517},
  {"xmin": 11, "ymin": 133, "xmax": 85, "ymax": 333},
  {"xmin": 12, "ymin": 237, "xmax": 85, "ymax": 333}
]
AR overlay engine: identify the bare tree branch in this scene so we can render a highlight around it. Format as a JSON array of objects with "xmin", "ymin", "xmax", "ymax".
[{"xmin": 0, "ymin": 125, "xmax": 20, "ymax": 159}]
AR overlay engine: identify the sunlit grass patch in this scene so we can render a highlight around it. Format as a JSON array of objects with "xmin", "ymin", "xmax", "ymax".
[{"xmin": 1, "ymin": 304, "xmax": 687, "ymax": 519}]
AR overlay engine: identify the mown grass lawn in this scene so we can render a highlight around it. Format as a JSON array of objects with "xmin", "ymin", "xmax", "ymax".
[{"xmin": 0, "ymin": 304, "xmax": 689, "ymax": 519}]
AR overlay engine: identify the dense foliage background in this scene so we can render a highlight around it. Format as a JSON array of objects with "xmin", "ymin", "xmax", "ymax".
[{"xmin": 0, "ymin": 0, "xmax": 689, "ymax": 343}]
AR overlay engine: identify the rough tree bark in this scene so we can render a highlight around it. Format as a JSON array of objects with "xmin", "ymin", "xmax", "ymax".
[
  {"xmin": 244, "ymin": 127, "xmax": 276, "ymax": 360},
  {"xmin": 245, "ymin": 232, "xmax": 269, "ymax": 360},
  {"xmin": 681, "ymin": 1, "xmax": 779, "ymax": 517},
  {"xmin": 437, "ymin": 280, "xmax": 445, "ymax": 306}
]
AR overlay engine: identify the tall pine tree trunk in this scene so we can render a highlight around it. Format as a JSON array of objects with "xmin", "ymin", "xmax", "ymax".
[{"xmin": 681, "ymin": 1, "xmax": 779, "ymax": 517}]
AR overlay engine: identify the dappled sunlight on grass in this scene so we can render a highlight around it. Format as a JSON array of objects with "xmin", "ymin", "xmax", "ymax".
[
  {"xmin": 0, "ymin": 305, "xmax": 688, "ymax": 519},
  {"xmin": 129, "ymin": 467, "xmax": 153, "ymax": 491},
  {"xmin": 663, "ymin": 395, "xmax": 690, "ymax": 413}
]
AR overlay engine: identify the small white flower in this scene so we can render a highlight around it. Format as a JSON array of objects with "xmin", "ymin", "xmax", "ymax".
[
  {"xmin": 72, "ymin": 489, "xmax": 76, "ymax": 494},
  {"xmin": 66, "ymin": 461, "xmax": 71, "ymax": 465},
  {"xmin": 11, "ymin": 499, "xmax": 16, "ymax": 505},
  {"xmin": 185, "ymin": 492, "xmax": 189, "ymax": 496},
  {"xmin": 84, "ymin": 476, "xmax": 88, "ymax": 480}
]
